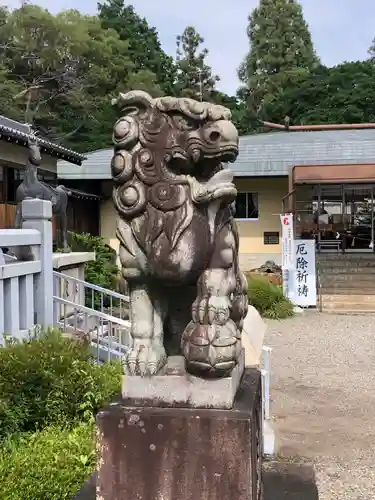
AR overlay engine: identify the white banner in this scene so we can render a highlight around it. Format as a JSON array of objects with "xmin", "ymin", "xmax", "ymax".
[
  {"xmin": 294, "ymin": 239, "xmax": 317, "ymax": 307},
  {"xmin": 280, "ymin": 214, "xmax": 295, "ymax": 302}
]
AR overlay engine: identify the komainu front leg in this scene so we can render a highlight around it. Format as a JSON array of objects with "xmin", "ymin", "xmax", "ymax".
[
  {"xmin": 181, "ymin": 268, "xmax": 241, "ymax": 378},
  {"xmin": 181, "ymin": 221, "xmax": 247, "ymax": 378},
  {"xmin": 125, "ymin": 283, "xmax": 167, "ymax": 376}
]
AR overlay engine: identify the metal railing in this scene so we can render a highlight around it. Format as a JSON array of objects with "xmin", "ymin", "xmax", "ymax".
[
  {"xmin": 53, "ymin": 271, "xmax": 129, "ymax": 318},
  {"xmin": 53, "ymin": 271, "xmax": 131, "ymax": 363}
]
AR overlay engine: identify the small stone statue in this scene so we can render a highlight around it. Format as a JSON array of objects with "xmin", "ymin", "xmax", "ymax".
[
  {"xmin": 111, "ymin": 91, "xmax": 248, "ymax": 378},
  {"xmin": 14, "ymin": 137, "xmax": 71, "ymax": 251}
]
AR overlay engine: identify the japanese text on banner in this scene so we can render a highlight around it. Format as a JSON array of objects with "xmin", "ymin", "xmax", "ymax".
[
  {"xmin": 280, "ymin": 214, "xmax": 295, "ymax": 301},
  {"xmin": 294, "ymin": 239, "xmax": 317, "ymax": 307}
]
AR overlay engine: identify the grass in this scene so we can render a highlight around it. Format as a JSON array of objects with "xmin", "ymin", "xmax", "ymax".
[{"xmin": 248, "ymin": 276, "xmax": 294, "ymax": 320}]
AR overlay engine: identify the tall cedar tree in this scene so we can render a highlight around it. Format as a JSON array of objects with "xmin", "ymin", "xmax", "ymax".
[
  {"xmin": 175, "ymin": 26, "xmax": 219, "ymax": 101},
  {"xmin": 368, "ymin": 36, "xmax": 375, "ymax": 59},
  {"xmin": 239, "ymin": 0, "xmax": 319, "ymax": 115}
]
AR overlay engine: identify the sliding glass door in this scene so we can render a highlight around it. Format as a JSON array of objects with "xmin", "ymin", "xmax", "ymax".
[
  {"xmin": 343, "ymin": 185, "xmax": 374, "ymax": 252},
  {"xmin": 311, "ymin": 184, "xmax": 375, "ymax": 253}
]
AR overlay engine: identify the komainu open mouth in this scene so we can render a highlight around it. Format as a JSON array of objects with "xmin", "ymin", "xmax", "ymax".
[{"xmin": 203, "ymin": 146, "xmax": 238, "ymax": 164}]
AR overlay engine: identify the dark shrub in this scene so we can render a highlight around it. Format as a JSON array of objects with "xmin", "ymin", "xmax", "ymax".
[
  {"xmin": 0, "ymin": 330, "xmax": 122, "ymax": 439},
  {"xmin": 0, "ymin": 422, "xmax": 95, "ymax": 500}
]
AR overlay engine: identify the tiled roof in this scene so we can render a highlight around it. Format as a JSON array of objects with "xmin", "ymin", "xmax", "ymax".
[
  {"xmin": 234, "ymin": 129, "xmax": 375, "ymax": 176},
  {"xmin": 0, "ymin": 116, "xmax": 86, "ymax": 166},
  {"xmin": 57, "ymin": 128, "xmax": 375, "ymax": 179},
  {"xmin": 58, "ymin": 148, "xmax": 112, "ymax": 179}
]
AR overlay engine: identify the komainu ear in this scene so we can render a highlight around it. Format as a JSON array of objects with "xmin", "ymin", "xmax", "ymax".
[{"xmin": 111, "ymin": 90, "xmax": 154, "ymax": 116}]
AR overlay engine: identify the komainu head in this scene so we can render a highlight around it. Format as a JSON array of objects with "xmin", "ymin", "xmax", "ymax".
[{"xmin": 110, "ymin": 90, "xmax": 239, "ymax": 221}]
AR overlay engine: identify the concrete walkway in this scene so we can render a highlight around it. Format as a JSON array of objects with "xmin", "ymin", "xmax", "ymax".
[{"xmin": 266, "ymin": 312, "xmax": 375, "ymax": 500}]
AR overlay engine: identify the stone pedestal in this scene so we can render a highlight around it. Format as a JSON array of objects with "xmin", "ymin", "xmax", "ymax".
[
  {"xmin": 96, "ymin": 369, "xmax": 262, "ymax": 500},
  {"xmin": 122, "ymin": 350, "xmax": 245, "ymax": 409}
]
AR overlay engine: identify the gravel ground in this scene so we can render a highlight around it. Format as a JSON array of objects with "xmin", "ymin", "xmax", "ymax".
[{"xmin": 265, "ymin": 311, "xmax": 375, "ymax": 500}]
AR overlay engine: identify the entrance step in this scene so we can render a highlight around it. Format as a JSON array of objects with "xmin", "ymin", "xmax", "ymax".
[
  {"xmin": 320, "ymin": 271, "xmax": 375, "ymax": 290},
  {"xmin": 321, "ymin": 287, "xmax": 375, "ymax": 294},
  {"xmin": 318, "ymin": 259, "xmax": 375, "ymax": 268},
  {"xmin": 319, "ymin": 267, "xmax": 375, "ymax": 274},
  {"xmin": 320, "ymin": 294, "xmax": 375, "ymax": 313},
  {"xmin": 325, "ymin": 270, "xmax": 375, "ymax": 280},
  {"xmin": 320, "ymin": 276, "xmax": 375, "ymax": 291},
  {"xmin": 317, "ymin": 255, "xmax": 375, "ymax": 312},
  {"xmin": 318, "ymin": 253, "xmax": 375, "ymax": 260}
]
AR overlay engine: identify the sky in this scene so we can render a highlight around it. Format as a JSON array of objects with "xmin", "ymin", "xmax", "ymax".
[{"xmin": 5, "ymin": 0, "xmax": 375, "ymax": 95}]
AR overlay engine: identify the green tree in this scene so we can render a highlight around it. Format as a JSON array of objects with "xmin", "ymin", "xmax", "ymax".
[
  {"xmin": 0, "ymin": 5, "xmax": 7, "ymax": 26},
  {"xmin": 262, "ymin": 61, "xmax": 375, "ymax": 126},
  {"xmin": 209, "ymin": 89, "xmax": 256, "ymax": 135},
  {"xmin": 239, "ymin": 0, "xmax": 319, "ymax": 113},
  {"xmin": 0, "ymin": 4, "xmax": 166, "ymax": 151},
  {"xmin": 0, "ymin": 6, "xmax": 126, "ymax": 136},
  {"xmin": 368, "ymin": 36, "xmax": 375, "ymax": 59},
  {"xmin": 0, "ymin": 64, "xmax": 24, "ymax": 121},
  {"xmin": 98, "ymin": 0, "xmax": 176, "ymax": 95},
  {"xmin": 175, "ymin": 26, "xmax": 219, "ymax": 100}
]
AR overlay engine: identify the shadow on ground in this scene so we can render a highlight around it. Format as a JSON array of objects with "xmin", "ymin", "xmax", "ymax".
[
  {"xmin": 263, "ymin": 460, "xmax": 319, "ymax": 499},
  {"xmin": 72, "ymin": 461, "xmax": 319, "ymax": 499}
]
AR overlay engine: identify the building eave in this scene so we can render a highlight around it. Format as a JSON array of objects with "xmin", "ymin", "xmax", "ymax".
[{"xmin": 0, "ymin": 123, "xmax": 86, "ymax": 166}]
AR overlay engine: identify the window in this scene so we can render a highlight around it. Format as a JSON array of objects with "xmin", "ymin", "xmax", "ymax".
[
  {"xmin": 234, "ymin": 192, "xmax": 259, "ymax": 220},
  {"xmin": 264, "ymin": 231, "xmax": 279, "ymax": 245},
  {"xmin": 7, "ymin": 168, "xmax": 24, "ymax": 203}
]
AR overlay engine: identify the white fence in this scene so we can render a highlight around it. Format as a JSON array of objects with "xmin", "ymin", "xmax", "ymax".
[
  {"xmin": 0, "ymin": 199, "xmax": 53, "ymax": 342},
  {"xmin": 0, "ymin": 199, "xmax": 131, "ymax": 357}
]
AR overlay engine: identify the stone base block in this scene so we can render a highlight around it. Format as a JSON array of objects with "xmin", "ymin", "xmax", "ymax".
[
  {"xmin": 122, "ymin": 349, "xmax": 245, "ymax": 409},
  {"xmin": 97, "ymin": 369, "xmax": 263, "ymax": 500}
]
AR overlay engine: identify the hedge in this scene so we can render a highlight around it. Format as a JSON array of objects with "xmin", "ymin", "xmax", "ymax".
[
  {"xmin": 0, "ymin": 423, "xmax": 95, "ymax": 500},
  {"xmin": 0, "ymin": 330, "xmax": 122, "ymax": 439},
  {"xmin": 0, "ymin": 330, "xmax": 122, "ymax": 498}
]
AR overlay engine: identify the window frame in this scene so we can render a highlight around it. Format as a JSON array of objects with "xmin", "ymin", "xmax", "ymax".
[
  {"xmin": 234, "ymin": 191, "xmax": 259, "ymax": 221},
  {"xmin": 263, "ymin": 231, "xmax": 280, "ymax": 245}
]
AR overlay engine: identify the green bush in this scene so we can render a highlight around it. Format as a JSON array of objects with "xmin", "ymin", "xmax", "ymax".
[
  {"xmin": 0, "ymin": 422, "xmax": 95, "ymax": 500},
  {"xmin": 0, "ymin": 330, "xmax": 122, "ymax": 440},
  {"xmin": 68, "ymin": 232, "xmax": 119, "ymax": 307},
  {"xmin": 248, "ymin": 277, "xmax": 294, "ymax": 320}
]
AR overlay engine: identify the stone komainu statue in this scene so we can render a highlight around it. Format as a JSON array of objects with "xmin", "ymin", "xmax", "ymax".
[{"xmin": 111, "ymin": 90, "xmax": 248, "ymax": 378}]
